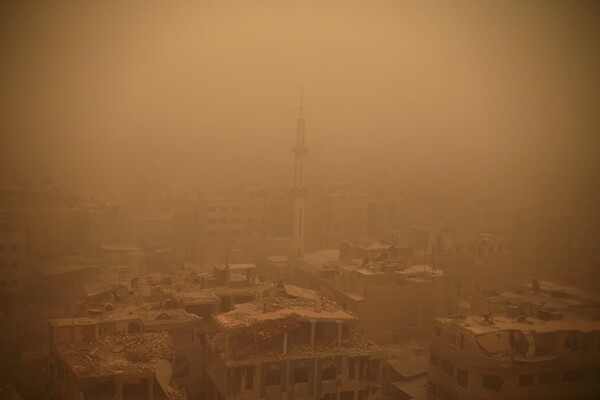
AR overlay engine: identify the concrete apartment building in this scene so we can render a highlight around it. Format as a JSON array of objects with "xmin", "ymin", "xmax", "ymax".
[
  {"xmin": 304, "ymin": 185, "xmax": 369, "ymax": 251},
  {"xmin": 173, "ymin": 187, "xmax": 292, "ymax": 265},
  {"xmin": 175, "ymin": 262, "xmax": 264, "ymax": 314},
  {"xmin": 427, "ymin": 281, "xmax": 600, "ymax": 400},
  {"xmin": 49, "ymin": 308, "xmax": 202, "ymax": 400},
  {"xmin": 48, "ymin": 291, "xmax": 206, "ymax": 399},
  {"xmin": 261, "ymin": 243, "xmax": 457, "ymax": 343},
  {"xmin": 47, "ymin": 261, "xmax": 267, "ymax": 399},
  {"xmin": 50, "ymin": 331, "xmax": 185, "ymax": 400},
  {"xmin": 0, "ymin": 227, "xmax": 26, "ymax": 297},
  {"xmin": 205, "ymin": 282, "xmax": 383, "ymax": 400},
  {"xmin": 0, "ymin": 186, "xmax": 130, "ymax": 263},
  {"xmin": 424, "ymin": 230, "xmax": 514, "ymax": 269}
]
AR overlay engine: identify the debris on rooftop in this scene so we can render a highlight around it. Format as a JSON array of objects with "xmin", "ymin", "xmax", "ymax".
[{"xmin": 55, "ymin": 332, "xmax": 175, "ymax": 378}]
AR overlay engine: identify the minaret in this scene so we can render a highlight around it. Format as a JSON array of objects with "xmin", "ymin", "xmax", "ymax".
[{"xmin": 292, "ymin": 90, "xmax": 308, "ymax": 257}]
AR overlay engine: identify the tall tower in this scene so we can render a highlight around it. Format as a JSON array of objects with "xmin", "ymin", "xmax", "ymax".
[{"xmin": 292, "ymin": 90, "xmax": 307, "ymax": 257}]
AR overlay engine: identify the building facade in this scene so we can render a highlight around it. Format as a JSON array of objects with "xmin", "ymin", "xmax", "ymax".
[{"xmin": 428, "ymin": 283, "xmax": 600, "ymax": 400}]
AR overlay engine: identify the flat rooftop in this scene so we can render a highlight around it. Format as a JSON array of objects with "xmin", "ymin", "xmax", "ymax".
[
  {"xmin": 55, "ymin": 332, "xmax": 175, "ymax": 379},
  {"xmin": 295, "ymin": 250, "xmax": 341, "ymax": 275},
  {"xmin": 437, "ymin": 314, "xmax": 600, "ymax": 336},
  {"xmin": 39, "ymin": 262, "xmax": 107, "ymax": 277},
  {"xmin": 216, "ymin": 283, "xmax": 356, "ymax": 330},
  {"xmin": 175, "ymin": 289, "xmax": 221, "ymax": 305},
  {"xmin": 475, "ymin": 281, "xmax": 600, "ymax": 317},
  {"xmin": 214, "ymin": 263, "xmax": 257, "ymax": 271}
]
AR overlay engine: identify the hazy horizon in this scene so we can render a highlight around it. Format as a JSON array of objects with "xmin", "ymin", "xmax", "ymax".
[{"xmin": 1, "ymin": 1, "xmax": 599, "ymax": 201}]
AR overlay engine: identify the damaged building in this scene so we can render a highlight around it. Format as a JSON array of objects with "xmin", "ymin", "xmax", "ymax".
[
  {"xmin": 49, "ymin": 307, "xmax": 204, "ymax": 399},
  {"xmin": 262, "ymin": 243, "xmax": 457, "ymax": 343},
  {"xmin": 47, "ymin": 262, "xmax": 267, "ymax": 399},
  {"xmin": 428, "ymin": 281, "xmax": 600, "ymax": 399},
  {"xmin": 174, "ymin": 263, "xmax": 264, "ymax": 317},
  {"xmin": 50, "ymin": 331, "xmax": 185, "ymax": 400},
  {"xmin": 205, "ymin": 282, "xmax": 383, "ymax": 400}
]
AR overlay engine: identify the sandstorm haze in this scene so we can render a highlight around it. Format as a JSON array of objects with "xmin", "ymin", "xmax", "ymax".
[
  {"xmin": 1, "ymin": 0, "xmax": 599, "ymax": 198},
  {"xmin": 2, "ymin": 2, "xmax": 600, "ymax": 400}
]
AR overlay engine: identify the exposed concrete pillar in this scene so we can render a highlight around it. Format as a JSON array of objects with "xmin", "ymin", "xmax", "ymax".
[
  {"xmin": 283, "ymin": 331, "xmax": 288, "ymax": 355},
  {"xmin": 336, "ymin": 320, "xmax": 343, "ymax": 347},
  {"xmin": 224, "ymin": 330, "xmax": 230, "ymax": 360},
  {"xmin": 147, "ymin": 372, "xmax": 154, "ymax": 400},
  {"xmin": 309, "ymin": 319, "xmax": 316, "ymax": 350},
  {"xmin": 115, "ymin": 377, "xmax": 123, "ymax": 400}
]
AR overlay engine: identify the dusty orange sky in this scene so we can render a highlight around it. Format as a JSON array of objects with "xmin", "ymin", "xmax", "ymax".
[{"xmin": 1, "ymin": 1, "xmax": 599, "ymax": 197}]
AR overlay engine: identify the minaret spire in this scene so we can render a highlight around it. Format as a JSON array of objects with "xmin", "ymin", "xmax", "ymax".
[{"xmin": 292, "ymin": 88, "xmax": 308, "ymax": 257}]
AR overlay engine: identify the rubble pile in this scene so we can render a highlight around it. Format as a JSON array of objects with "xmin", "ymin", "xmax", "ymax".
[
  {"xmin": 258, "ymin": 282, "xmax": 337, "ymax": 313},
  {"xmin": 56, "ymin": 332, "xmax": 175, "ymax": 378}
]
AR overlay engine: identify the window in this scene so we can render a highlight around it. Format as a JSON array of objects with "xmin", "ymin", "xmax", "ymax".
[
  {"xmin": 294, "ymin": 366, "xmax": 309, "ymax": 384},
  {"xmin": 488, "ymin": 245, "xmax": 494, "ymax": 253},
  {"xmin": 10, "ymin": 244, "xmax": 18, "ymax": 251},
  {"xmin": 457, "ymin": 369, "xmax": 468, "ymax": 387},
  {"xmin": 519, "ymin": 374, "xmax": 533, "ymax": 387},
  {"xmin": 563, "ymin": 369, "xmax": 591, "ymax": 382},
  {"xmin": 265, "ymin": 369, "xmax": 281, "ymax": 386},
  {"xmin": 208, "ymin": 207, "xmax": 216, "ymax": 212},
  {"xmin": 340, "ymin": 392, "xmax": 353, "ymax": 400},
  {"xmin": 233, "ymin": 218, "xmax": 241, "ymax": 223},
  {"xmin": 207, "ymin": 231, "xmax": 215, "ymax": 237},
  {"xmin": 220, "ymin": 206, "xmax": 228, "ymax": 212},
  {"xmin": 207, "ymin": 218, "xmax": 216, "ymax": 224},
  {"xmin": 430, "ymin": 353, "xmax": 439, "ymax": 367},
  {"xmin": 439, "ymin": 387, "xmax": 451, "ymax": 400},
  {"xmin": 482, "ymin": 375, "xmax": 503, "ymax": 392},
  {"xmin": 564, "ymin": 337, "xmax": 580, "ymax": 350},
  {"xmin": 458, "ymin": 334, "xmax": 464, "ymax": 349},
  {"xmin": 220, "ymin": 218, "xmax": 227, "ymax": 223},
  {"xmin": 128, "ymin": 322, "xmax": 142, "ymax": 334},
  {"xmin": 322, "ymin": 366, "xmax": 336, "ymax": 380},
  {"xmin": 497, "ymin": 244, "xmax": 503, "ymax": 251},
  {"xmin": 428, "ymin": 381, "xmax": 438, "ymax": 395},
  {"xmin": 245, "ymin": 367, "xmax": 254, "ymax": 390},
  {"xmin": 11, "ymin": 261, "xmax": 18, "ymax": 268},
  {"xmin": 10, "ymin": 280, "xmax": 18, "ymax": 287},
  {"xmin": 348, "ymin": 359, "xmax": 356, "ymax": 380},
  {"xmin": 434, "ymin": 327, "xmax": 441, "ymax": 337},
  {"xmin": 440, "ymin": 359, "xmax": 453, "ymax": 376},
  {"xmin": 540, "ymin": 372, "xmax": 560, "ymax": 385},
  {"xmin": 233, "ymin": 206, "xmax": 241, "ymax": 212}
]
